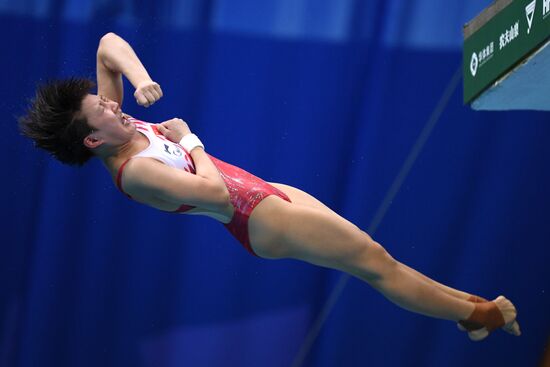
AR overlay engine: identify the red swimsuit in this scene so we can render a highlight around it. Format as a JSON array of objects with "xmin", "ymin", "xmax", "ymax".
[{"xmin": 115, "ymin": 119, "xmax": 291, "ymax": 256}]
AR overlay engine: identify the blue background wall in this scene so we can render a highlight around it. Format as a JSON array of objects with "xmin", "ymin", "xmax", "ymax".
[{"xmin": 1, "ymin": 1, "xmax": 549, "ymax": 366}]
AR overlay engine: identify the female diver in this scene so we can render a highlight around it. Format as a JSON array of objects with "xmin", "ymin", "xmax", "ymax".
[{"xmin": 19, "ymin": 33, "xmax": 521, "ymax": 341}]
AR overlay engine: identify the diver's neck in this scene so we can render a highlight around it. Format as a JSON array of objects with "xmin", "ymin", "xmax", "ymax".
[{"xmin": 100, "ymin": 133, "xmax": 146, "ymax": 169}]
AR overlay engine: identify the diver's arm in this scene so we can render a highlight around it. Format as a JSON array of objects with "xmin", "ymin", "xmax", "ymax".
[
  {"xmin": 122, "ymin": 158, "xmax": 229, "ymax": 212},
  {"xmin": 96, "ymin": 34, "xmax": 124, "ymax": 105},
  {"xmin": 96, "ymin": 32, "xmax": 163, "ymax": 107},
  {"xmin": 157, "ymin": 119, "xmax": 226, "ymax": 190}
]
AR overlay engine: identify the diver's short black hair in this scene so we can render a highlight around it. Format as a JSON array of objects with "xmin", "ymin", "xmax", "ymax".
[{"xmin": 18, "ymin": 77, "xmax": 96, "ymax": 166}]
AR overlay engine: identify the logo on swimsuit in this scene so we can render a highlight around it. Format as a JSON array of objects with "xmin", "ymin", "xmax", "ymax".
[{"xmin": 163, "ymin": 143, "xmax": 183, "ymax": 157}]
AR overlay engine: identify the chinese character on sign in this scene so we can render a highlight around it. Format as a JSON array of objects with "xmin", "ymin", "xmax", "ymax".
[{"xmin": 499, "ymin": 21, "xmax": 521, "ymax": 50}]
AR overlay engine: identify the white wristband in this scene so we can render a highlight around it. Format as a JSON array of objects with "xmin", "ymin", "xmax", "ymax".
[{"xmin": 178, "ymin": 133, "xmax": 204, "ymax": 153}]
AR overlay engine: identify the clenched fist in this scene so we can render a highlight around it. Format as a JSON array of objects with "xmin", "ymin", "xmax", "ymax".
[
  {"xmin": 157, "ymin": 118, "xmax": 191, "ymax": 143},
  {"xmin": 134, "ymin": 80, "xmax": 163, "ymax": 107}
]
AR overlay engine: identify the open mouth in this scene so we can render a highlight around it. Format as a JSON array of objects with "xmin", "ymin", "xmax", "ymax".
[{"xmin": 119, "ymin": 112, "xmax": 129, "ymax": 126}]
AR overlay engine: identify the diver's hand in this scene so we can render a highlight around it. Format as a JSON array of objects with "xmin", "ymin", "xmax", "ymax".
[
  {"xmin": 134, "ymin": 80, "xmax": 163, "ymax": 107},
  {"xmin": 157, "ymin": 118, "xmax": 191, "ymax": 142}
]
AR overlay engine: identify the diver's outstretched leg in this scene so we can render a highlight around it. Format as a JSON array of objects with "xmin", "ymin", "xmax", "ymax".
[
  {"xmin": 249, "ymin": 196, "xmax": 520, "ymax": 341},
  {"xmin": 268, "ymin": 183, "xmax": 504, "ymax": 304}
]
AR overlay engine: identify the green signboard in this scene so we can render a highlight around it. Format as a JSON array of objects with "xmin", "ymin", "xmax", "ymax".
[{"xmin": 463, "ymin": 0, "xmax": 550, "ymax": 103}]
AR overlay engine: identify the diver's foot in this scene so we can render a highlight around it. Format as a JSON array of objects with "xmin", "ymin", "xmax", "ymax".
[
  {"xmin": 458, "ymin": 296, "xmax": 520, "ymax": 341},
  {"xmin": 456, "ymin": 294, "xmax": 487, "ymax": 331}
]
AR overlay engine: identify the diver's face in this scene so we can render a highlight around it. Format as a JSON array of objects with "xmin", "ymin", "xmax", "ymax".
[{"xmin": 81, "ymin": 94, "xmax": 134, "ymax": 147}]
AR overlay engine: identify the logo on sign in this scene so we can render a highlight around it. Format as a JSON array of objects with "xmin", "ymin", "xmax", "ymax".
[
  {"xmin": 470, "ymin": 52, "xmax": 479, "ymax": 77},
  {"xmin": 525, "ymin": 0, "xmax": 536, "ymax": 33},
  {"xmin": 469, "ymin": 41, "xmax": 494, "ymax": 77},
  {"xmin": 544, "ymin": 0, "xmax": 549, "ymax": 18}
]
